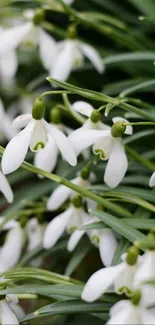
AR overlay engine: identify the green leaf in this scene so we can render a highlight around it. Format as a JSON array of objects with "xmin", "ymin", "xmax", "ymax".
[
  {"xmin": 91, "ymin": 210, "xmax": 145, "ymax": 244},
  {"xmin": 47, "ymin": 77, "xmax": 119, "ymax": 105},
  {"xmin": 65, "ymin": 237, "xmax": 92, "ymax": 276},
  {"xmin": 35, "ymin": 299, "xmax": 112, "ymax": 316},
  {"xmin": 104, "ymin": 52, "xmax": 155, "ymax": 65},
  {"xmin": 3, "ymin": 267, "xmax": 80, "ymax": 285},
  {"xmin": 80, "ymin": 219, "xmax": 155, "ymax": 231},
  {"xmin": 112, "ymin": 237, "xmax": 130, "ymax": 265},
  {"xmin": 120, "ymin": 79, "xmax": 155, "ymax": 97}
]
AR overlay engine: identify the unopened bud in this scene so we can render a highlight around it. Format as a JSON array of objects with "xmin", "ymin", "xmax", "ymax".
[
  {"xmin": 67, "ymin": 25, "xmax": 77, "ymax": 39},
  {"xmin": 132, "ymin": 290, "xmax": 141, "ymax": 306},
  {"xmin": 90, "ymin": 110, "xmax": 101, "ymax": 123},
  {"xmin": 32, "ymin": 98, "xmax": 45, "ymax": 120},
  {"xmin": 33, "ymin": 9, "xmax": 45, "ymax": 25},
  {"xmin": 72, "ymin": 195, "xmax": 83, "ymax": 208},
  {"xmin": 126, "ymin": 246, "xmax": 139, "ymax": 265},
  {"xmin": 81, "ymin": 165, "xmax": 91, "ymax": 180},
  {"xmin": 50, "ymin": 108, "xmax": 61, "ymax": 124},
  {"xmin": 111, "ymin": 120, "xmax": 126, "ymax": 138}
]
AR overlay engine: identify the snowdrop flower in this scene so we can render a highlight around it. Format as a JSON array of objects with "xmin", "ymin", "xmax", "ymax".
[
  {"xmin": 0, "ymin": 99, "xmax": 16, "ymax": 141},
  {"xmin": 0, "ymin": 223, "xmax": 25, "ymax": 273},
  {"xmin": 69, "ymin": 116, "xmax": 133, "ymax": 188},
  {"xmin": 34, "ymin": 108, "xmax": 73, "ymax": 174},
  {"xmin": 71, "ymin": 101, "xmax": 109, "ymax": 130},
  {"xmin": 47, "ymin": 174, "xmax": 90, "ymax": 211},
  {"xmin": 106, "ymin": 298, "xmax": 155, "ymax": 325},
  {"xmin": 149, "ymin": 172, "xmax": 155, "ymax": 187},
  {"xmin": 43, "ymin": 198, "xmax": 89, "ymax": 249},
  {"xmin": 2, "ymin": 100, "xmax": 77, "ymax": 175},
  {"xmin": 0, "ymin": 294, "xmax": 20, "ymax": 325},
  {"xmin": 133, "ymin": 250, "xmax": 155, "ymax": 306},
  {"xmin": 50, "ymin": 38, "xmax": 104, "ymax": 82},
  {"xmin": 26, "ymin": 218, "xmax": 45, "ymax": 267},
  {"xmin": 0, "ymin": 9, "xmax": 57, "ymax": 75},
  {"xmin": 68, "ymin": 214, "xmax": 117, "ymax": 266},
  {"xmin": 0, "ymin": 171, "xmax": 13, "ymax": 203},
  {"xmin": 82, "ymin": 247, "xmax": 139, "ymax": 302}
]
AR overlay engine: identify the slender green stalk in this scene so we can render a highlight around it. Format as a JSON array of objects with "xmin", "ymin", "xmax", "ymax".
[
  {"xmin": 126, "ymin": 146, "xmax": 155, "ymax": 172},
  {"xmin": 124, "ymin": 122, "xmax": 155, "ymax": 126},
  {"xmin": 119, "ymin": 102, "xmax": 155, "ymax": 121},
  {"xmin": 39, "ymin": 90, "xmax": 71, "ymax": 100},
  {"xmin": 62, "ymin": 94, "xmax": 85, "ymax": 124},
  {"xmin": 0, "ymin": 146, "xmax": 131, "ymax": 218}
]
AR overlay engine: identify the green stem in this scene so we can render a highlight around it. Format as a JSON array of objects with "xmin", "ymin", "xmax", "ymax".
[
  {"xmin": 124, "ymin": 122, "xmax": 155, "ymax": 126},
  {"xmin": 119, "ymin": 102, "xmax": 155, "ymax": 121},
  {"xmin": 39, "ymin": 90, "xmax": 71, "ymax": 100},
  {"xmin": 126, "ymin": 146, "xmax": 155, "ymax": 172},
  {"xmin": 62, "ymin": 94, "xmax": 85, "ymax": 124},
  {"xmin": 0, "ymin": 146, "xmax": 131, "ymax": 218}
]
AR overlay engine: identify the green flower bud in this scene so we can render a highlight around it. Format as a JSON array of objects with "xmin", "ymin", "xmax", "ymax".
[
  {"xmin": 72, "ymin": 195, "xmax": 83, "ymax": 208},
  {"xmin": 132, "ymin": 290, "xmax": 141, "ymax": 306},
  {"xmin": 32, "ymin": 98, "xmax": 45, "ymax": 120},
  {"xmin": 111, "ymin": 120, "xmax": 126, "ymax": 138},
  {"xmin": 91, "ymin": 235, "xmax": 99, "ymax": 245},
  {"xmin": 67, "ymin": 25, "xmax": 77, "ymax": 39},
  {"xmin": 33, "ymin": 8, "xmax": 45, "ymax": 25},
  {"xmin": 50, "ymin": 108, "xmax": 61, "ymax": 124},
  {"xmin": 126, "ymin": 246, "xmax": 139, "ymax": 266},
  {"xmin": 20, "ymin": 216, "xmax": 27, "ymax": 228},
  {"xmin": 81, "ymin": 164, "xmax": 91, "ymax": 180},
  {"xmin": 90, "ymin": 110, "xmax": 101, "ymax": 123}
]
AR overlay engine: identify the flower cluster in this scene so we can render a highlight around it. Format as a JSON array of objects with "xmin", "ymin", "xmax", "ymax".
[{"xmin": 1, "ymin": 0, "xmax": 155, "ymax": 324}]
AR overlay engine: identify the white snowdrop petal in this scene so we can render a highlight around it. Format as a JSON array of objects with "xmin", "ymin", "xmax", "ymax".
[
  {"xmin": 112, "ymin": 117, "xmax": 133, "ymax": 135},
  {"xmin": 149, "ymin": 172, "xmax": 155, "ymax": 187},
  {"xmin": 72, "ymin": 101, "xmax": 94, "ymax": 117},
  {"xmin": 142, "ymin": 309, "xmax": 155, "ymax": 324},
  {"xmin": 64, "ymin": 0, "xmax": 74, "ymax": 3},
  {"xmin": 43, "ymin": 207, "xmax": 72, "ymax": 249},
  {"xmin": 0, "ymin": 172, "xmax": 13, "ymax": 203},
  {"xmin": 99, "ymin": 229, "xmax": 117, "ymax": 266},
  {"xmin": 93, "ymin": 134, "xmax": 113, "ymax": 160},
  {"xmin": 0, "ymin": 217, "xmax": 17, "ymax": 230},
  {"xmin": 67, "ymin": 230, "xmax": 85, "ymax": 251},
  {"xmin": 133, "ymin": 251, "xmax": 154, "ymax": 287},
  {"xmin": 6, "ymin": 294, "xmax": 18, "ymax": 304},
  {"xmin": 47, "ymin": 177, "xmax": 79, "ymax": 211},
  {"xmin": 43, "ymin": 120, "xmax": 77, "ymax": 166},
  {"xmin": 68, "ymin": 128, "xmax": 110, "ymax": 156},
  {"xmin": 50, "ymin": 41, "xmax": 74, "ymax": 82},
  {"xmin": 30, "ymin": 120, "xmax": 46, "ymax": 152},
  {"xmin": 109, "ymin": 300, "xmax": 131, "ymax": 317},
  {"xmin": 39, "ymin": 29, "xmax": 57, "ymax": 70},
  {"xmin": 2, "ymin": 120, "xmax": 35, "ymax": 174},
  {"xmin": 0, "ymin": 23, "xmax": 32, "ymax": 56},
  {"xmin": 8, "ymin": 302, "xmax": 25, "ymax": 321},
  {"xmin": 104, "ymin": 139, "xmax": 128, "ymax": 188},
  {"xmin": 81, "ymin": 263, "xmax": 124, "ymax": 302},
  {"xmin": 79, "ymin": 42, "xmax": 104, "ymax": 73},
  {"xmin": 0, "ymin": 50, "xmax": 18, "ymax": 83},
  {"xmin": 12, "ymin": 114, "xmax": 32, "ymax": 129},
  {"xmin": 114, "ymin": 264, "xmax": 136, "ymax": 293},
  {"xmin": 1, "ymin": 301, "xmax": 19, "ymax": 325},
  {"xmin": 0, "ymin": 225, "xmax": 24, "ymax": 273},
  {"xmin": 34, "ymin": 135, "xmax": 58, "ymax": 174},
  {"xmin": 107, "ymin": 304, "xmax": 139, "ymax": 325}
]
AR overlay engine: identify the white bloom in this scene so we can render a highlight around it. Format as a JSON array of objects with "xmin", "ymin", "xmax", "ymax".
[
  {"xmin": 133, "ymin": 250, "xmax": 155, "ymax": 306},
  {"xmin": 34, "ymin": 123, "xmax": 71, "ymax": 174},
  {"xmin": 68, "ymin": 214, "xmax": 117, "ymax": 266},
  {"xmin": 47, "ymin": 176, "xmax": 89, "ymax": 211},
  {"xmin": 0, "ymin": 50, "xmax": 18, "ymax": 86},
  {"xmin": 0, "ymin": 12, "xmax": 57, "ymax": 75},
  {"xmin": 2, "ymin": 113, "xmax": 77, "ymax": 175},
  {"xmin": 81, "ymin": 254, "xmax": 138, "ymax": 302},
  {"xmin": 106, "ymin": 299, "xmax": 155, "ymax": 325},
  {"xmin": 26, "ymin": 218, "xmax": 45, "ymax": 267},
  {"xmin": 0, "ymin": 295, "xmax": 19, "ymax": 325},
  {"xmin": 69, "ymin": 116, "xmax": 133, "ymax": 188},
  {"xmin": 149, "ymin": 172, "xmax": 155, "ymax": 187},
  {"xmin": 0, "ymin": 99, "xmax": 17, "ymax": 141},
  {"xmin": 0, "ymin": 171, "xmax": 14, "ymax": 203},
  {"xmin": 50, "ymin": 40, "xmax": 104, "ymax": 82},
  {"xmin": 6, "ymin": 294, "xmax": 25, "ymax": 322},
  {"xmin": 43, "ymin": 205, "xmax": 88, "ymax": 249},
  {"xmin": 0, "ymin": 224, "xmax": 25, "ymax": 273}
]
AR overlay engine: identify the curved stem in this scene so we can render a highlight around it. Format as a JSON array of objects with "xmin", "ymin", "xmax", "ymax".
[
  {"xmin": 39, "ymin": 90, "xmax": 71, "ymax": 100},
  {"xmin": 124, "ymin": 122, "xmax": 155, "ymax": 126}
]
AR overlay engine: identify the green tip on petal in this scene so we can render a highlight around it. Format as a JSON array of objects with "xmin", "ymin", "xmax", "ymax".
[
  {"xmin": 33, "ymin": 142, "xmax": 45, "ymax": 151},
  {"xmin": 94, "ymin": 149, "xmax": 105, "ymax": 160},
  {"xmin": 33, "ymin": 8, "xmax": 45, "ymax": 25}
]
